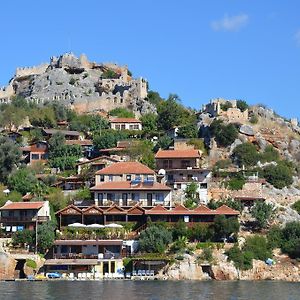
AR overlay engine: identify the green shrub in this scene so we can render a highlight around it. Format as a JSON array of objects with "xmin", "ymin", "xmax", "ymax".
[
  {"xmin": 244, "ymin": 235, "xmax": 272, "ymax": 261},
  {"xmin": 220, "ymin": 101, "xmax": 233, "ymax": 111},
  {"xmin": 139, "ymin": 225, "xmax": 173, "ymax": 253},
  {"xmin": 226, "ymin": 244, "xmax": 253, "ymax": 270},
  {"xmin": 69, "ymin": 77, "xmax": 76, "ymax": 85},
  {"xmin": 251, "ymin": 202, "xmax": 274, "ymax": 229},
  {"xmin": 26, "ymin": 259, "xmax": 37, "ymax": 269},
  {"xmin": 226, "ymin": 176, "xmax": 246, "ymax": 190},
  {"xmin": 232, "ymin": 142, "xmax": 259, "ymax": 167},
  {"xmin": 263, "ymin": 162, "xmax": 293, "ymax": 189},
  {"xmin": 236, "ymin": 100, "xmax": 248, "ymax": 112},
  {"xmin": 249, "ymin": 114, "xmax": 258, "ymax": 124},
  {"xmin": 200, "ymin": 247, "xmax": 213, "ymax": 262},
  {"xmin": 210, "ymin": 119, "xmax": 238, "ymax": 147},
  {"xmin": 292, "ymin": 200, "xmax": 300, "ymax": 214}
]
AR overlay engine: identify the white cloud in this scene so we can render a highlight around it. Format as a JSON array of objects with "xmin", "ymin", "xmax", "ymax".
[
  {"xmin": 211, "ymin": 14, "xmax": 249, "ymax": 32},
  {"xmin": 295, "ymin": 30, "xmax": 300, "ymax": 46}
]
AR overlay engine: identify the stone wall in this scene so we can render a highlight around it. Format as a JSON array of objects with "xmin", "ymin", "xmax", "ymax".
[{"xmin": 15, "ymin": 63, "xmax": 49, "ymax": 77}]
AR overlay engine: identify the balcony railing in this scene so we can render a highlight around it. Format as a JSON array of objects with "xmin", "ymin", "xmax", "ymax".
[
  {"xmin": 53, "ymin": 253, "xmax": 122, "ymax": 260},
  {"xmin": 0, "ymin": 216, "xmax": 49, "ymax": 222}
]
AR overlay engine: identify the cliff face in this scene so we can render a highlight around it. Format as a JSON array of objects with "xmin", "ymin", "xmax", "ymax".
[
  {"xmin": 0, "ymin": 53, "xmax": 155, "ymax": 116},
  {"xmin": 0, "ymin": 252, "xmax": 16, "ymax": 280}
]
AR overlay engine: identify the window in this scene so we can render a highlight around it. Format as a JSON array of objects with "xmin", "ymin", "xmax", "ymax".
[
  {"xmin": 109, "ymin": 175, "xmax": 113, "ymax": 182},
  {"xmin": 155, "ymin": 193, "xmax": 164, "ymax": 202},
  {"xmin": 31, "ymin": 154, "xmax": 39, "ymax": 160},
  {"xmin": 98, "ymin": 193, "xmax": 103, "ymax": 201},
  {"xmin": 121, "ymin": 124, "xmax": 126, "ymax": 130},
  {"xmin": 126, "ymin": 174, "xmax": 131, "ymax": 181},
  {"xmin": 41, "ymin": 153, "xmax": 48, "ymax": 159},
  {"xmin": 100, "ymin": 175, "xmax": 105, "ymax": 182},
  {"xmin": 129, "ymin": 125, "xmax": 134, "ymax": 130},
  {"xmin": 107, "ymin": 193, "xmax": 115, "ymax": 201},
  {"xmin": 167, "ymin": 174, "xmax": 174, "ymax": 181},
  {"xmin": 115, "ymin": 125, "xmax": 121, "ymax": 130},
  {"xmin": 131, "ymin": 193, "xmax": 140, "ymax": 201},
  {"xmin": 133, "ymin": 125, "xmax": 139, "ymax": 130}
]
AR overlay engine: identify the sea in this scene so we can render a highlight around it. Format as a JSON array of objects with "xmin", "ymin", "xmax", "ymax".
[{"xmin": 0, "ymin": 280, "xmax": 299, "ymax": 300}]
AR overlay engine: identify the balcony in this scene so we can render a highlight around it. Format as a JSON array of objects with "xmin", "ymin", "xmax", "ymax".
[
  {"xmin": 52, "ymin": 253, "xmax": 122, "ymax": 260},
  {"xmin": 0, "ymin": 216, "xmax": 49, "ymax": 223}
]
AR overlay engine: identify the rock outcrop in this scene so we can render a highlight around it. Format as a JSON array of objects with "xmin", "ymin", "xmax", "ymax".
[
  {"xmin": 0, "ymin": 53, "xmax": 155, "ymax": 116},
  {"xmin": 0, "ymin": 252, "xmax": 16, "ymax": 280}
]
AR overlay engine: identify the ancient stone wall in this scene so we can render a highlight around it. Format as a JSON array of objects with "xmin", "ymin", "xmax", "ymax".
[{"xmin": 15, "ymin": 63, "xmax": 49, "ymax": 77}]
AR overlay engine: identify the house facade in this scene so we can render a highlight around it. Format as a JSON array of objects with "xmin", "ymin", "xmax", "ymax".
[
  {"xmin": 0, "ymin": 201, "xmax": 51, "ymax": 234},
  {"xmin": 155, "ymin": 149, "xmax": 210, "ymax": 203},
  {"xmin": 90, "ymin": 161, "xmax": 172, "ymax": 207},
  {"xmin": 110, "ymin": 118, "xmax": 142, "ymax": 131},
  {"xmin": 20, "ymin": 142, "xmax": 49, "ymax": 165}
]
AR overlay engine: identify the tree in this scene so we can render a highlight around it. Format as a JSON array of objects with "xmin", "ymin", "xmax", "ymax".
[
  {"xmin": 232, "ymin": 142, "xmax": 259, "ymax": 167},
  {"xmin": 74, "ymin": 187, "xmax": 91, "ymax": 201},
  {"xmin": 0, "ymin": 136, "xmax": 21, "ymax": 183},
  {"xmin": 139, "ymin": 225, "xmax": 173, "ymax": 253},
  {"xmin": 93, "ymin": 130, "xmax": 128, "ymax": 150},
  {"xmin": 8, "ymin": 168, "xmax": 39, "ymax": 195},
  {"xmin": 263, "ymin": 163, "xmax": 293, "ymax": 189},
  {"xmin": 11, "ymin": 230, "xmax": 34, "ymax": 248},
  {"xmin": 37, "ymin": 221, "xmax": 56, "ymax": 253},
  {"xmin": 243, "ymin": 235, "xmax": 272, "ymax": 261},
  {"xmin": 46, "ymin": 188, "xmax": 68, "ymax": 212},
  {"xmin": 185, "ymin": 182, "xmax": 198, "ymax": 199},
  {"xmin": 177, "ymin": 122, "xmax": 198, "ymax": 139},
  {"xmin": 210, "ymin": 119, "xmax": 238, "ymax": 147},
  {"xmin": 141, "ymin": 113, "xmax": 158, "ymax": 135},
  {"xmin": 292, "ymin": 200, "xmax": 300, "ymax": 214},
  {"xmin": 126, "ymin": 140, "xmax": 155, "ymax": 169},
  {"xmin": 259, "ymin": 145, "xmax": 279, "ymax": 163},
  {"xmin": 109, "ymin": 108, "xmax": 135, "ymax": 118},
  {"xmin": 226, "ymin": 244, "xmax": 253, "ymax": 270},
  {"xmin": 48, "ymin": 132, "xmax": 82, "ymax": 170},
  {"xmin": 155, "ymin": 135, "xmax": 172, "ymax": 151},
  {"xmin": 281, "ymin": 222, "xmax": 300, "ymax": 258},
  {"xmin": 157, "ymin": 94, "xmax": 191, "ymax": 131},
  {"xmin": 213, "ymin": 215, "xmax": 239, "ymax": 240},
  {"xmin": 251, "ymin": 201, "xmax": 274, "ymax": 229},
  {"xmin": 146, "ymin": 90, "xmax": 164, "ymax": 107},
  {"xmin": 236, "ymin": 100, "xmax": 248, "ymax": 112}
]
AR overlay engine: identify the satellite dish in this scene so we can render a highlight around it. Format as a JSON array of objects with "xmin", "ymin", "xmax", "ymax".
[{"xmin": 158, "ymin": 169, "xmax": 166, "ymax": 175}]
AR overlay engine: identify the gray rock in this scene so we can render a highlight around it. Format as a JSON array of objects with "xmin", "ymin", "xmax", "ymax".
[
  {"xmin": 239, "ymin": 124, "xmax": 255, "ymax": 136},
  {"xmin": 229, "ymin": 139, "xmax": 243, "ymax": 154}
]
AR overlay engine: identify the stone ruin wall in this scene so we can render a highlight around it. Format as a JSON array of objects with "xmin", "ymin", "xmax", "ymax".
[{"xmin": 15, "ymin": 63, "xmax": 49, "ymax": 77}]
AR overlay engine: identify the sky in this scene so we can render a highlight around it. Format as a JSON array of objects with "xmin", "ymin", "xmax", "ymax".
[{"xmin": 1, "ymin": 0, "xmax": 300, "ymax": 119}]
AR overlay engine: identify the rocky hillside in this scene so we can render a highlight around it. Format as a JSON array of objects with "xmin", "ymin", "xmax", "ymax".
[
  {"xmin": 198, "ymin": 99, "xmax": 300, "ymax": 225},
  {"xmin": 0, "ymin": 53, "xmax": 155, "ymax": 116}
]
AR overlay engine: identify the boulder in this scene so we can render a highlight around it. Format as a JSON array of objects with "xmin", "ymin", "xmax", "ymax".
[
  {"xmin": 239, "ymin": 125, "xmax": 255, "ymax": 136},
  {"xmin": 0, "ymin": 252, "xmax": 17, "ymax": 280}
]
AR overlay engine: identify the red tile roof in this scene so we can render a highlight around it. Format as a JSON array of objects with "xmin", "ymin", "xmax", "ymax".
[
  {"xmin": 171, "ymin": 205, "xmax": 192, "ymax": 214},
  {"xmin": 192, "ymin": 205, "xmax": 216, "ymax": 215},
  {"xmin": 110, "ymin": 118, "xmax": 141, "ymax": 123},
  {"xmin": 95, "ymin": 161, "xmax": 155, "ymax": 175},
  {"xmin": 215, "ymin": 205, "xmax": 239, "ymax": 215},
  {"xmin": 155, "ymin": 149, "xmax": 201, "ymax": 159},
  {"xmin": 0, "ymin": 202, "xmax": 45, "ymax": 210},
  {"xmin": 90, "ymin": 181, "xmax": 171, "ymax": 191},
  {"xmin": 145, "ymin": 205, "xmax": 169, "ymax": 214}
]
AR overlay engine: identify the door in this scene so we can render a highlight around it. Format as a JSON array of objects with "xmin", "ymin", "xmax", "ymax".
[
  {"xmin": 147, "ymin": 193, "xmax": 153, "ymax": 206},
  {"xmin": 122, "ymin": 193, "xmax": 128, "ymax": 206}
]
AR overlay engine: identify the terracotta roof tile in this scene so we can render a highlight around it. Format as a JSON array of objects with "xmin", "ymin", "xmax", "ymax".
[
  {"xmin": 95, "ymin": 161, "xmax": 155, "ymax": 175},
  {"xmin": 0, "ymin": 202, "xmax": 45, "ymax": 210},
  {"xmin": 90, "ymin": 181, "xmax": 171, "ymax": 191},
  {"xmin": 155, "ymin": 149, "xmax": 201, "ymax": 159},
  {"xmin": 192, "ymin": 205, "xmax": 216, "ymax": 215},
  {"xmin": 171, "ymin": 205, "xmax": 192, "ymax": 214},
  {"xmin": 215, "ymin": 205, "xmax": 239, "ymax": 215},
  {"xmin": 145, "ymin": 205, "xmax": 169, "ymax": 214}
]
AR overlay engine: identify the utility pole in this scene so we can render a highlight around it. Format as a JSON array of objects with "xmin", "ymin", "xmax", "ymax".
[{"xmin": 35, "ymin": 215, "xmax": 38, "ymax": 254}]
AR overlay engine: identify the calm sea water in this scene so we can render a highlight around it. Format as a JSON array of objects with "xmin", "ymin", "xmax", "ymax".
[{"xmin": 0, "ymin": 280, "xmax": 299, "ymax": 300}]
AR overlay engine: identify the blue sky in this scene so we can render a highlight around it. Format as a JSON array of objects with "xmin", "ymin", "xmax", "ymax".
[{"xmin": 1, "ymin": 0, "xmax": 300, "ymax": 118}]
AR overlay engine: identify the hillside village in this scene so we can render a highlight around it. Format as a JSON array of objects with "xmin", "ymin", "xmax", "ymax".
[{"xmin": 0, "ymin": 54, "xmax": 300, "ymax": 281}]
